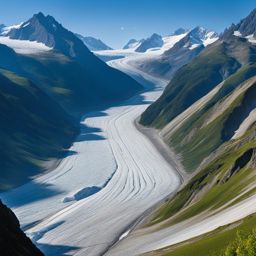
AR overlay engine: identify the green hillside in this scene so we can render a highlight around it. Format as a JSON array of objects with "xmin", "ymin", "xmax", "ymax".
[{"xmin": 0, "ymin": 69, "xmax": 78, "ymax": 190}]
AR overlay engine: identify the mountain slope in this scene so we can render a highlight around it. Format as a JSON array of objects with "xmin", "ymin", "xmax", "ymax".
[
  {"xmin": 138, "ymin": 8, "xmax": 256, "ymax": 256},
  {"xmin": 149, "ymin": 78, "xmax": 256, "ymax": 225},
  {"xmin": 222, "ymin": 8, "xmax": 256, "ymax": 39},
  {"xmin": 0, "ymin": 13, "xmax": 142, "ymax": 115},
  {"xmin": 75, "ymin": 34, "xmax": 112, "ymax": 51},
  {"xmin": 123, "ymin": 39, "xmax": 143, "ymax": 50},
  {"xmin": 132, "ymin": 27, "xmax": 218, "ymax": 79},
  {"xmin": 0, "ymin": 200, "xmax": 43, "ymax": 256},
  {"xmin": 135, "ymin": 33, "xmax": 163, "ymax": 52},
  {"xmin": 0, "ymin": 67, "xmax": 78, "ymax": 190},
  {"xmin": 140, "ymin": 37, "xmax": 250, "ymax": 128}
]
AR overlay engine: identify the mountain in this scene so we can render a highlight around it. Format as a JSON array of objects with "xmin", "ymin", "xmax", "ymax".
[
  {"xmin": 3, "ymin": 12, "xmax": 99, "ymax": 58},
  {"xmin": 140, "ymin": 9, "xmax": 256, "ymax": 256},
  {"xmin": 133, "ymin": 27, "xmax": 218, "ymax": 79},
  {"xmin": 123, "ymin": 39, "xmax": 144, "ymax": 50},
  {"xmin": 140, "ymin": 35, "xmax": 252, "ymax": 128},
  {"xmin": 172, "ymin": 27, "xmax": 188, "ymax": 35},
  {"xmin": 0, "ymin": 13, "xmax": 143, "ymax": 188},
  {"xmin": 0, "ymin": 12, "xmax": 142, "ymax": 116},
  {"xmin": 0, "ymin": 63, "xmax": 78, "ymax": 190},
  {"xmin": 135, "ymin": 33, "xmax": 163, "ymax": 52},
  {"xmin": 75, "ymin": 34, "xmax": 112, "ymax": 51},
  {"xmin": 0, "ymin": 200, "xmax": 43, "ymax": 255},
  {"xmin": 0, "ymin": 24, "xmax": 5, "ymax": 33},
  {"xmin": 222, "ymin": 8, "xmax": 256, "ymax": 39}
]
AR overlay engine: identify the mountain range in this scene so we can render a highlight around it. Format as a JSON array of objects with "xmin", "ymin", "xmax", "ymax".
[
  {"xmin": 1, "ymin": 7, "xmax": 256, "ymax": 256},
  {"xmin": 0, "ymin": 12, "xmax": 142, "ymax": 190},
  {"xmin": 75, "ymin": 33, "xmax": 112, "ymax": 51},
  {"xmin": 132, "ymin": 26, "xmax": 219, "ymax": 79},
  {"xmin": 140, "ymin": 8, "xmax": 256, "ymax": 255}
]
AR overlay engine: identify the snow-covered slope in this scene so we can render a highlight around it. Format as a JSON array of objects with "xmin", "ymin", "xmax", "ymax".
[
  {"xmin": 0, "ymin": 37, "xmax": 52, "ymax": 54},
  {"xmin": 0, "ymin": 22, "xmax": 53, "ymax": 54},
  {"xmin": 96, "ymin": 27, "xmax": 218, "ymax": 79}
]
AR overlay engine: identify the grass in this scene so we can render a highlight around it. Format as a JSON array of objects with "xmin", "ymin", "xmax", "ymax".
[
  {"xmin": 140, "ymin": 39, "xmax": 254, "ymax": 128},
  {"xmin": 144, "ymin": 213, "xmax": 256, "ymax": 256},
  {"xmin": 0, "ymin": 68, "xmax": 78, "ymax": 190},
  {"xmin": 169, "ymin": 66, "xmax": 256, "ymax": 171},
  {"xmin": 148, "ymin": 123, "xmax": 256, "ymax": 226}
]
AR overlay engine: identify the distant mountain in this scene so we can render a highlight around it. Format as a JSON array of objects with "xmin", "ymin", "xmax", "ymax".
[
  {"xmin": 141, "ymin": 9, "xmax": 256, "ymax": 169},
  {"xmin": 75, "ymin": 33, "xmax": 112, "ymax": 51},
  {"xmin": 135, "ymin": 33, "xmax": 163, "ymax": 52},
  {"xmin": 123, "ymin": 39, "xmax": 144, "ymax": 50},
  {"xmin": 3, "ymin": 12, "xmax": 91, "ymax": 58},
  {"xmin": 222, "ymin": 8, "xmax": 256, "ymax": 39},
  {"xmin": 0, "ymin": 24, "xmax": 5, "ymax": 33},
  {"xmin": 0, "ymin": 200, "xmax": 43, "ymax": 255},
  {"xmin": 172, "ymin": 27, "xmax": 188, "ymax": 35},
  {"xmin": 133, "ymin": 27, "xmax": 218, "ymax": 79},
  {"xmin": 0, "ymin": 12, "xmax": 142, "ymax": 115},
  {"xmin": 140, "ymin": 10, "xmax": 256, "ymax": 254},
  {"xmin": 0, "ymin": 13, "xmax": 142, "ymax": 188}
]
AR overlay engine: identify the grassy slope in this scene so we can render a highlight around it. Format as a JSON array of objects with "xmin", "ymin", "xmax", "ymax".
[
  {"xmin": 0, "ymin": 44, "xmax": 142, "ymax": 117},
  {"xmin": 0, "ymin": 69, "xmax": 78, "ymax": 190},
  {"xmin": 169, "ymin": 66, "xmax": 256, "ymax": 171},
  {"xmin": 140, "ymin": 40, "xmax": 244, "ymax": 128},
  {"xmin": 144, "ymin": 213, "xmax": 256, "ymax": 256},
  {"xmin": 150, "ymin": 116, "xmax": 256, "ymax": 226}
]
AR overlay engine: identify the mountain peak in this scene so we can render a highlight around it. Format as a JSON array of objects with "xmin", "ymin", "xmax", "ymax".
[
  {"xmin": 222, "ymin": 8, "xmax": 256, "ymax": 39},
  {"xmin": 135, "ymin": 33, "xmax": 163, "ymax": 52},
  {"xmin": 75, "ymin": 34, "xmax": 112, "ymax": 51},
  {"xmin": 173, "ymin": 28, "xmax": 187, "ymax": 35},
  {"xmin": 0, "ymin": 13, "xmax": 93, "ymax": 58},
  {"xmin": 33, "ymin": 11, "xmax": 45, "ymax": 19}
]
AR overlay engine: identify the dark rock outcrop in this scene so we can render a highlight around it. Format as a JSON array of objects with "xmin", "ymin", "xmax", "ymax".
[{"xmin": 0, "ymin": 200, "xmax": 43, "ymax": 256}]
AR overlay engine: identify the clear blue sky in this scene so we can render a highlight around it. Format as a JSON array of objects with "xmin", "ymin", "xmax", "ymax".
[{"xmin": 1, "ymin": 0, "xmax": 255, "ymax": 48}]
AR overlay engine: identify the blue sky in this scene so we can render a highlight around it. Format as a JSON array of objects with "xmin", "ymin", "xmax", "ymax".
[{"xmin": 1, "ymin": 0, "xmax": 255, "ymax": 48}]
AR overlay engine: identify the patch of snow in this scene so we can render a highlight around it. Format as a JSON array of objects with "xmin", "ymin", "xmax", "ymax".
[
  {"xmin": 161, "ymin": 33, "xmax": 187, "ymax": 51},
  {"xmin": 203, "ymin": 36, "xmax": 218, "ymax": 46},
  {"xmin": 22, "ymin": 22, "xmax": 30, "ymax": 28},
  {"xmin": 0, "ymin": 37, "xmax": 52, "ymax": 54},
  {"xmin": 1, "ymin": 22, "xmax": 24, "ymax": 35},
  {"xmin": 246, "ymin": 34, "xmax": 256, "ymax": 44},
  {"xmin": 189, "ymin": 43, "xmax": 200, "ymax": 50},
  {"xmin": 234, "ymin": 30, "xmax": 242, "ymax": 37}
]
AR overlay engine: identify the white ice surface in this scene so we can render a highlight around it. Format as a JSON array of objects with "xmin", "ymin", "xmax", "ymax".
[
  {"xmin": 1, "ymin": 56, "xmax": 180, "ymax": 255},
  {"xmin": 0, "ymin": 37, "xmax": 52, "ymax": 54}
]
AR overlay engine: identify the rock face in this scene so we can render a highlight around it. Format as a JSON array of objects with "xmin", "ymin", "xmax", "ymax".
[
  {"xmin": 123, "ymin": 39, "xmax": 140, "ymax": 49},
  {"xmin": 173, "ymin": 27, "xmax": 187, "ymax": 35},
  {"xmin": 75, "ymin": 34, "xmax": 112, "ymax": 51},
  {"xmin": 4, "ymin": 12, "xmax": 88, "ymax": 58},
  {"xmin": 222, "ymin": 8, "xmax": 256, "ymax": 38},
  {"xmin": 0, "ymin": 200, "xmax": 43, "ymax": 256},
  {"xmin": 135, "ymin": 33, "xmax": 163, "ymax": 52},
  {"xmin": 133, "ymin": 27, "xmax": 218, "ymax": 79}
]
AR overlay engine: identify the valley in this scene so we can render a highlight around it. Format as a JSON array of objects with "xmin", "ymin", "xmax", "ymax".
[
  {"xmin": 0, "ymin": 56, "xmax": 181, "ymax": 255},
  {"xmin": 0, "ymin": 6, "xmax": 256, "ymax": 256}
]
